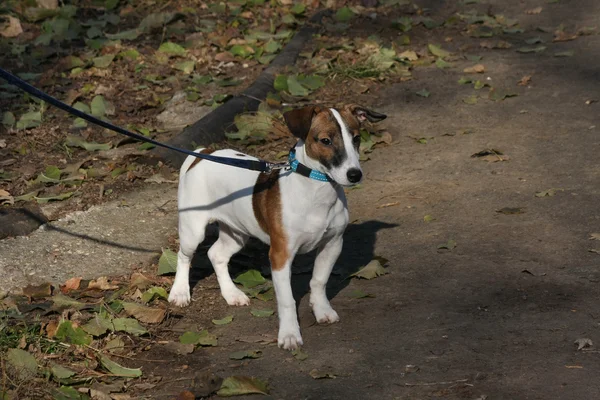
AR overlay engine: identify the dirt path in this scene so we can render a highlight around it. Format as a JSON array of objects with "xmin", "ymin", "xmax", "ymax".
[{"xmin": 3, "ymin": 0, "xmax": 600, "ymax": 399}]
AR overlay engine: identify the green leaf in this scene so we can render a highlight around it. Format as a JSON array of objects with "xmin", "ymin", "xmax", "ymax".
[
  {"xmin": 16, "ymin": 111, "xmax": 42, "ymax": 130},
  {"xmin": 428, "ymin": 43, "xmax": 451, "ymax": 58},
  {"xmin": 112, "ymin": 317, "xmax": 148, "ymax": 336},
  {"xmin": 368, "ymin": 47, "xmax": 397, "ymax": 70},
  {"xmin": 179, "ymin": 330, "xmax": 218, "ymax": 346},
  {"xmin": 119, "ymin": 49, "xmax": 140, "ymax": 60},
  {"xmin": 415, "ymin": 89, "xmax": 430, "ymax": 98},
  {"xmin": 217, "ymin": 376, "xmax": 269, "ymax": 396},
  {"xmin": 290, "ymin": 3, "xmax": 306, "ymax": 15},
  {"xmin": 39, "ymin": 165, "xmax": 62, "ymax": 182},
  {"xmin": 335, "ymin": 7, "xmax": 354, "ymax": 22},
  {"xmin": 229, "ymin": 350, "xmax": 262, "ymax": 360},
  {"xmin": 35, "ymin": 192, "xmax": 75, "ymax": 204},
  {"xmin": 51, "ymin": 364, "xmax": 77, "ymax": 380},
  {"xmin": 458, "ymin": 76, "xmax": 474, "ymax": 85},
  {"xmin": 92, "ymin": 54, "xmax": 115, "ymax": 69},
  {"xmin": 287, "ymin": 75, "xmax": 309, "ymax": 97},
  {"xmin": 296, "ymin": 74, "xmax": 325, "ymax": 90},
  {"xmin": 250, "ymin": 309, "xmax": 274, "ymax": 317},
  {"xmin": 488, "ymin": 88, "xmax": 518, "ymax": 101},
  {"xmin": 141, "ymin": 287, "xmax": 168, "ymax": 303},
  {"xmin": 55, "ymin": 320, "xmax": 93, "ymax": 345},
  {"xmin": 138, "ymin": 142, "xmax": 155, "ymax": 150},
  {"xmin": 438, "ymin": 239, "xmax": 457, "ymax": 250},
  {"xmin": 158, "ymin": 41, "xmax": 186, "ymax": 56},
  {"xmin": 2, "ymin": 111, "xmax": 16, "ymax": 127},
  {"xmin": 51, "ymin": 293, "xmax": 87, "ymax": 311},
  {"xmin": 212, "ymin": 315, "xmax": 234, "ymax": 325},
  {"xmin": 525, "ymin": 37, "xmax": 543, "ymax": 44},
  {"xmin": 435, "ymin": 58, "xmax": 452, "ymax": 69},
  {"xmin": 158, "ymin": 248, "xmax": 177, "ymax": 275},
  {"xmin": 90, "ymin": 95, "xmax": 107, "ymax": 117},
  {"xmin": 6, "ymin": 349, "xmax": 38, "ymax": 381},
  {"xmin": 230, "ymin": 112, "xmax": 273, "ymax": 140},
  {"xmin": 473, "ymin": 80, "xmax": 489, "ymax": 90},
  {"xmin": 263, "ymin": 39, "xmax": 281, "ymax": 54},
  {"xmin": 106, "ymin": 28, "xmax": 141, "ymax": 40},
  {"xmin": 233, "ymin": 270, "xmax": 266, "ymax": 288},
  {"xmin": 348, "ymin": 289, "xmax": 375, "ymax": 299},
  {"xmin": 516, "ymin": 46, "xmax": 546, "ymax": 53},
  {"xmin": 99, "ymin": 355, "xmax": 142, "ymax": 377},
  {"xmin": 215, "ymin": 77, "xmax": 241, "ymax": 87},
  {"xmin": 274, "ymin": 75, "xmax": 288, "ymax": 91},
  {"xmin": 463, "ymin": 95, "xmax": 478, "ymax": 105},
  {"xmin": 350, "ymin": 259, "xmax": 388, "ymax": 280},
  {"xmin": 423, "ymin": 214, "xmax": 435, "ymax": 222},
  {"xmin": 230, "ymin": 44, "xmax": 254, "ymax": 58},
  {"xmin": 192, "ymin": 74, "xmax": 213, "ymax": 85},
  {"xmin": 292, "ymin": 348, "xmax": 308, "ymax": 361},
  {"xmin": 175, "ymin": 60, "xmax": 195, "ymax": 74},
  {"xmin": 535, "ymin": 188, "xmax": 563, "ymax": 197},
  {"xmin": 256, "ymin": 287, "xmax": 274, "ymax": 302},
  {"xmin": 554, "ymin": 50, "xmax": 574, "ymax": 57},
  {"xmin": 82, "ymin": 313, "xmax": 113, "ymax": 336},
  {"xmin": 65, "ymin": 135, "xmax": 112, "ymax": 151}
]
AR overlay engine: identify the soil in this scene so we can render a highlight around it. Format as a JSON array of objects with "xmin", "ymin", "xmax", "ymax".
[{"xmin": 3, "ymin": 0, "xmax": 600, "ymax": 399}]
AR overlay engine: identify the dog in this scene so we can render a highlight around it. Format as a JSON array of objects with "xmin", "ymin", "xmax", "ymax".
[{"xmin": 168, "ymin": 104, "xmax": 386, "ymax": 350}]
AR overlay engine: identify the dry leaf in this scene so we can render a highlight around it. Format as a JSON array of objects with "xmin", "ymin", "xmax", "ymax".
[
  {"xmin": 0, "ymin": 189, "xmax": 13, "ymax": 205},
  {"xmin": 377, "ymin": 202, "xmax": 401, "ymax": 209},
  {"xmin": 398, "ymin": 50, "xmax": 418, "ymax": 61},
  {"xmin": 518, "ymin": 75, "xmax": 532, "ymax": 86},
  {"xmin": 0, "ymin": 15, "xmax": 23, "ymax": 38},
  {"xmin": 88, "ymin": 276, "xmax": 119, "ymax": 290},
  {"xmin": 463, "ymin": 64, "xmax": 485, "ymax": 74},
  {"xmin": 553, "ymin": 30, "xmax": 578, "ymax": 42},
  {"xmin": 123, "ymin": 302, "xmax": 166, "ymax": 324},
  {"xmin": 22, "ymin": 282, "xmax": 52, "ymax": 300},
  {"xmin": 61, "ymin": 277, "xmax": 82, "ymax": 293},
  {"xmin": 589, "ymin": 233, "xmax": 600, "ymax": 241},
  {"xmin": 574, "ymin": 338, "xmax": 593, "ymax": 350},
  {"xmin": 525, "ymin": 7, "xmax": 542, "ymax": 14}
]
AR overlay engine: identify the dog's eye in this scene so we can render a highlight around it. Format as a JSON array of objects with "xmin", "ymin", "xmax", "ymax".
[
  {"xmin": 352, "ymin": 135, "xmax": 361, "ymax": 145},
  {"xmin": 320, "ymin": 138, "xmax": 332, "ymax": 146}
]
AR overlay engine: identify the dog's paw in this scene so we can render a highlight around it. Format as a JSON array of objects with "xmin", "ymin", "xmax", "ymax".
[
  {"xmin": 168, "ymin": 288, "xmax": 191, "ymax": 307},
  {"xmin": 312, "ymin": 303, "xmax": 340, "ymax": 324},
  {"xmin": 278, "ymin": 330, "xmax": 303, "ymax": 350},
  {"xmin": 222, "ymin": 287, "xmax": 250, "ymax": 306}
]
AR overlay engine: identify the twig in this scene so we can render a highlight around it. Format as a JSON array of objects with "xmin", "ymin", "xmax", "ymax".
[{"xmin": 403, "ymin": 378, "xmax": 469, "ymax": 387}]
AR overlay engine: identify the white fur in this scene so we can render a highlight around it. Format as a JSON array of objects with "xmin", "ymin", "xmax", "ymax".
[{"xmin": 169, "ymin": 110, "xmax": 360, "ymax": 350}]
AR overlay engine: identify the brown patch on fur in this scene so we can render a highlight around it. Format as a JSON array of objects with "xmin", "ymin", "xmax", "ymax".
[
  {"xmin": 338, "ymin": 107, "xmax": 362, "ymax": 149},
  {"xmin": 187, "ymin": 148, "xmax": 215, "ymax": 171},
  {"xmin": 252, "ymin": 171, "xmax": 289, "ymax": 271}
]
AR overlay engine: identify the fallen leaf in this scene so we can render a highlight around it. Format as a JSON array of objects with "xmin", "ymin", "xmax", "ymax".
[
  {"xmin": 82, "ymin": 313, "xmax": 113, "ymax": 336},
  {"xmin": 88, "ymin": 276, "xmax": 119, "ymax": 290},
  {"xmin": 250, "ymin": 309, "xmax": 274, "ymax": 318},
  {"xmin": 554, "ymin": 50, "xmax": 574, "ymax": 57},
  {"xmin": 435, "ymin": 58, "xmax": 453, "ymax": 69},
  {"xmin": 217, "ymin": 376, "xmax": 269, "ymax": 396},
  {"xmin": 51, "ymin": 364, "xmax": 76, "ymax": 380},
  {"xmin": 463, "ymin": 64, "xmax": 485, "ymax": 73},
  {"xmin": 565, "ymin": 365, "xmax": 584, "ymax": 369},
  {"xmin": 496, "ymin": 207, "xmax": 526, "ymax": 215},
  {"xmin": 158, "ymin": 248, "xmax": 177, "ymax": 275},
  {"xmin": 158, "ymin": 41, "xmax": 187, "ymax": 56},
  {"xmin": 535, "ymin": 188, "xmax": 563, "ymax": 197},
  {"xmin": 525, "ymin": 6, "xmax": 542, "ymax": 14},
  {"xmin": 112, "ymin": 317, "xmax": 148, "ymax": 336},
  {"xmin": 518, "ymin": 75, "xmax": 532, "ymax": 86},
  {"xmin": 438, "ymin": 239, "xmax": 457, "ymax": 250},
  {"xmin": 6, "ymin": 349, "xmax": 38, "ymax": 379},
  {"xmin": 516, "ymin": 46, "xmax": 546, "ymax": 53},
  {"xmin": 348, "ymin": 289, "xmax": 375, "ymax": 299},
  {"xmin": 123, "ymin": 302, "xmax": 166, "ymax": 324},
  {"xmin": 590, "ymin": 249, "xmax": 600, "ymax": 255},
  {"xmin": 175, "ymin": 60, "xmax": 195, "ymax": 74},
  {"xmin": 212, "ymin": 315, "xmax": 234, "ymax": 325},
  {"xmin": 16, "ymin": 110, "xmax": 42, "ymax": 130},
  {"xmin": 229, "ymin": 350, "xmax": 262, "ymax": 360},
  {"xmin": 141, "ymin": 286, "xmax": 168, "ymax": 303},
  {"xmin": 35, "ymin": 191, "xmax": 74, "ymax": 204},
  {"xmin": 488, "ymin": 88, "xmax": 519, "ymax": 101},
  {"xmin": 398, "ymin": 50, "xmax": 418, "ymax": 61},
  {"xmin": 589, "ymin": 233, "xmax": 600, "ymax": 241},
  {"xmin": 55, "ymin": 320, "xmax": 93, "ymax": 345},
  {"xmin": 51, "ymin": 293, "xmax": 87, "ymax": 311},
  {"xmin": 179, "ymin": 330, "xmax": 218, "ymax": 346},
  {"xmin": 428, "ymin": 43, "xmax": 451, "ymax": 58},
  {"xmin": 309, "ymin": 369, "xmax": 336, "ymax": 379},
  {"xmin": 525, "ymin": 37, "xmax": 543, "ymax": 44},
  {"xmin": 377, "ymin": 201, "xmax": 401, "ymax": 209},
  {"xmin": 574, "ymin": 338, "xmax": 593, "ymax": 350},
  {"xmin": 0, "ymin": 15, "xmax": 23, "ymax": 38},
  {"xmin": 93, "ymin": 54, "xmax": 115, "ymax": 69},
  {"xmin": 553, "ymin": 30, "xmax": 578, "ymax": 42},
  {"xmin": 350, "ymin": 259, "xmax": 388, "ymax": 280},
  {"xmin": 423, "ymin": 214, "xmax": 435, "ymax": 222},
  {"xmin": 463, "ymin": 95, "xmax": 478, "ymax": 105},
  {"xmin": 60, "ymin": 277, "xmax": 82, "ymax": 293},
  {"xmin": 334, "ymin": 6, "xmax": 354, "ymax": 22},
  {"xmin": 416, "ymin": 89, "xmax": 430, "ymax": 98},
  {"xmin": 234, "ymin": 270, "xmax": 267, "ymax": 288},
  {"xmin": 256, "ymin": 287, "xmax": 274, "ymax": 302},
  {"xmin": 22, "ymin": 282, "xmax": 52, "ymax": 300},
  {"xmin": 99, "ymin": 355, "xmax": 142, "ymax": 377}
]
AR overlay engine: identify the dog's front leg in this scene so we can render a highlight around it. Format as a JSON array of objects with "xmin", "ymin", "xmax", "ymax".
[
  {"xmin": 310, "ymin": 236, "xmax": 342, "ymax": 324},
  {"xmin": 270, "ymin": 245, "xmax": 302, "ymax": 350}
]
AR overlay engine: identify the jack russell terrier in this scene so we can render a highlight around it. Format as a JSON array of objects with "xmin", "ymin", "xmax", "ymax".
[{"xmin": 168, "ymin": 104, "xmax": 386, "ymax": 350}]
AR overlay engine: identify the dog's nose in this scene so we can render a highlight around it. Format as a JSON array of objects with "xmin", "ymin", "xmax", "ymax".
[{"xmin": 346, "ymin": 168, "xmax": 363, "ymax": 183}]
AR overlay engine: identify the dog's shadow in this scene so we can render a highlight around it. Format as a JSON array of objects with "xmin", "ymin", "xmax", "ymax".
[{"xmin": 189, "ymin": 220, "xmax": 397, "ymax": 303}]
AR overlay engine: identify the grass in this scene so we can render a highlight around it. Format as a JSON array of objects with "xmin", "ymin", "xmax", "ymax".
[{"xmin": 328, "ymin": 61, "xmax": 383, "ymax": 80}]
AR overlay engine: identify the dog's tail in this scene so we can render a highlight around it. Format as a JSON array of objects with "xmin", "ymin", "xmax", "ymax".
[{"xmin": 180, "ymin": 148, "xmax": 211, "ymax": 174}]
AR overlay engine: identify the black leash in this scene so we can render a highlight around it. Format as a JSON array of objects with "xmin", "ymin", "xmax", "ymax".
[{"xmin": 0, "ymin": 67, "xmax": 288, "ymax": 173}]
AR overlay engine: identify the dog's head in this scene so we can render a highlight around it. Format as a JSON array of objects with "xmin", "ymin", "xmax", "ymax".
[{"xmin": 283, "ymin": 104, "xmax": 387, "ymax": 186}]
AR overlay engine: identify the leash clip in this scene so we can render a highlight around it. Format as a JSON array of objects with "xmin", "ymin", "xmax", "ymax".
[{"xmin": 263, "ymin": 161, "xmax": 289, "ymax": 174}]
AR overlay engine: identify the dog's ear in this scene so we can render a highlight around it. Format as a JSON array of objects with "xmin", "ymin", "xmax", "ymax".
[
  {"xmin": 346, "ymin": 104, "xmax": 387, "ymax": 123},
  {"xmin": 283, "ymin": 106, "xmax": 321, "ymax": 140}
]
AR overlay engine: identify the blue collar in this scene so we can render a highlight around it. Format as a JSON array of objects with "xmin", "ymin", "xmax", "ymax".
[{"xmin": 288, "ymin": 148, "xmax": 332, "ymax": 182}]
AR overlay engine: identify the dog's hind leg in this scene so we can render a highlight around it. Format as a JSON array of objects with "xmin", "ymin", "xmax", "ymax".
[
  {"xmin": 208, "ymin": 223, "xmax": 250, "ymax": 306},
  {"xmin": 168, "ymin": 214, "xmax": 208, "ymax": 307}
]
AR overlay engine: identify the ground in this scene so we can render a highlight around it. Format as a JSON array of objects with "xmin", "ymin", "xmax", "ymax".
[{"xmin": 2, "ymin": 0, "xmax": 600, "ymax": 399}]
